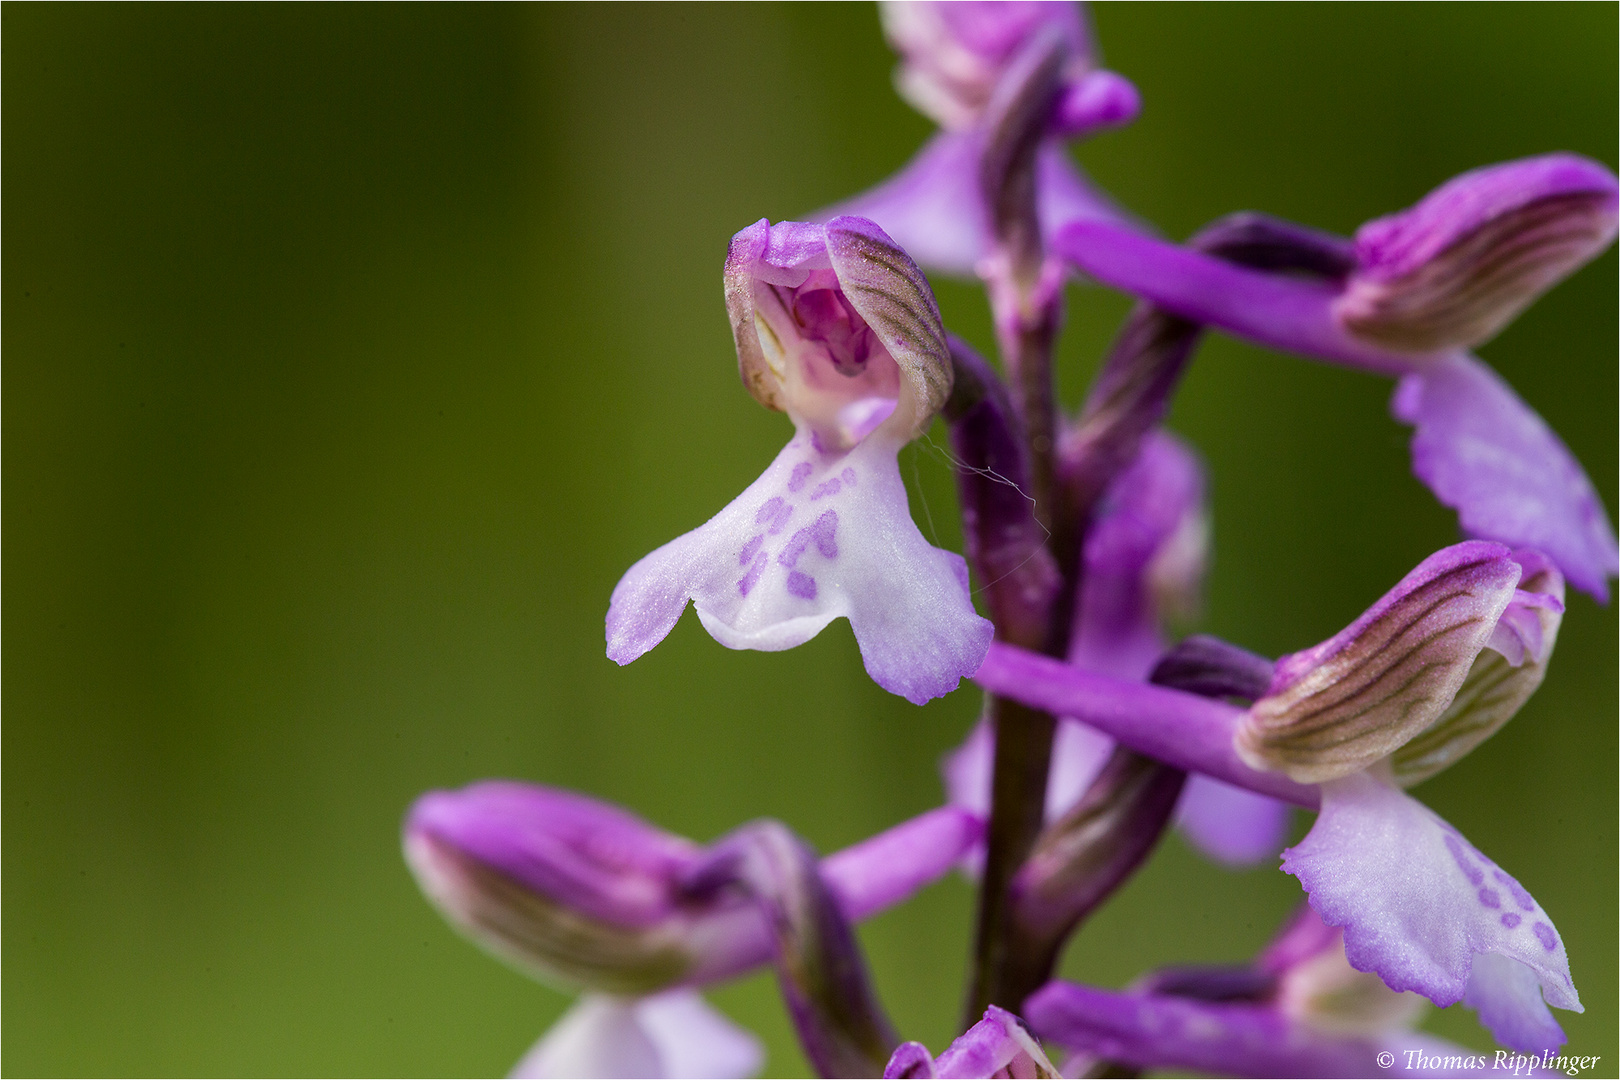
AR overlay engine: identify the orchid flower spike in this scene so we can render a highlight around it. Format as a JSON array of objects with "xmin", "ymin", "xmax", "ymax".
[
  {"xmin": 974, "ymin": 541, "xmax": 1578, "ymax": 1051},
  {"xmin": 828, "ymin": 1, "xmax": 1138, "ymax": 277},
  {"xmin": 885, "ymin": 1005, "xmax": 1061, "ymax": 1079},
  {"xmin": 1026, "ymin": 905, "xmax": 1487, "ymax": 1079},
  {"xmin": 606, "ymin": 217, "xmax": 993, "ymax": 704},
  {"xmin": 404, "ymin": 781, "xmax": 980, "ymax": 1078},
  {"xmin": 1052, "ymin": 154, "xmax": 1620, "ymax": 599}
]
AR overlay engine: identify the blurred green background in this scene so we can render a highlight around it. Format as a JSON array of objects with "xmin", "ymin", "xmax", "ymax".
[{"xmin": 5, "ymin": 4, "xmax": 1615, "ymax": 1076}]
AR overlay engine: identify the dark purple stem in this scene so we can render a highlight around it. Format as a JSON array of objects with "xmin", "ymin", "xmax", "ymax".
[{"xmin": 962, "ymin": 28, "xmax": 1077, "ymax": 1029}]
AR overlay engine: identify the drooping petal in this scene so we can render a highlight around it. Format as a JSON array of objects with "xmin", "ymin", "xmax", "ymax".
[
  {"xmin": 1026, "ymin": 980, "xmax": 1481, "ymax": 1079},
  {"xmin": 1338, "ymin": 154, "xmax": 1619, "ymax": 352},
  {"xmin": 1281, "ymin": 771, "xmax": 1581, "ymax": 1040},
  {"xmin": 607, "ymin": 430, "xmax": 992, "ymax": 704},
  {"xmin": 510, "ymin": 990, "xmax": 764, "ymax": 1080},
  {"xmin": 1238, "ymin": 541, "xmax": 1522, "ymax": 783},
  {"xmin": 1464, "ymin": 952, "xmax": 1568, "ymax": 1054},
  {"xmin": 1174, "ymin": 776, "xmax": 1291, "ymax": 867},
  {"xmin": 1392, "ymin": 353, "xmax": 1616, "ymax": 602}
]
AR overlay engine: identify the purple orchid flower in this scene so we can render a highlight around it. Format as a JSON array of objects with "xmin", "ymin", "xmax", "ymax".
[
  {"xmin": 945, "ymin": 431, "xmax": 1291, "ymax": 868},
  {"xmin": 1052, "ymin": 154, "xmax": 1620, "ymax": 599},
  {"xmin": 606, "ymin": 216, "xmax": 993, "ymax": 704},
  {"xmin": 885, "ymin": 1005, "xmax": 1060, "ymax": 1079},
  {"xmin": 827, "ymin": 1, "xmax": 1139, "ymax": 277},
  {"xmin": 405, "ymin": 780, "xmax": 981, "ymax": 1078},
  {"xmin": 1026, "ymin": 905, "xmax": 1496, "ymax": 1079},
  {"xmin": 973, "ymin": 541, "xmax": 1579, "ymax": 1051}
]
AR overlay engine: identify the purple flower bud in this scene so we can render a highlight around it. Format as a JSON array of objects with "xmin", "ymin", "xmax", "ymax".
[
  {"xmin": 1337, "ymin": 154, "xmax": 1620, "ymax": 351},
  {"xmin": 404, "ymin": 782, "xmax": 709, "ymax": 994},
  {"xmin": 608, "ymin": 217, "xmax": 993, "ymax": 704},
  {"xmin": 879, "ymin": 1, "xmax": 1092, "ymax": 133},
  {"xmin": 404, "ymin": 782, "xmax": 981, "ymax": 997},
  {"xmin": 1390, "ymin": 550, "xmax": 1564, "ymax": 785},
  {"xmin": 884, "ymin": 1005, "xmax": 1059, "ymax": 1079},
  {"xmin": 1048, "ymin": 69, "xmax": 1139, "ymax": 138},
  {"xmin": 1238, "ymin": 541, "xmax": 1525, "ymax": 784}
]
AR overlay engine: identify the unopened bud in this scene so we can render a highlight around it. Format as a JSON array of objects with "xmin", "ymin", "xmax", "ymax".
[
  {"xmin": 1237, "ymin": 542, "xmax": 1522, "ymax": 783},
  {"xmin": 1335, "ymin": 154, "xmax": 1619, "ymax": 352},
  {"xmin": 404, "ymin": 782, "xmax": 710, "ymax": 995},
  {"xmin": 880, "ymin": 1, "xmax": 1092, "ymax": 132},
  {"xmin": 1049, "ymin": 69, "xmax": 1140, "ymax": 138},
  {"xmin": 1390, "ymin": 551, "xmax": 1564, "ymax": 786}
]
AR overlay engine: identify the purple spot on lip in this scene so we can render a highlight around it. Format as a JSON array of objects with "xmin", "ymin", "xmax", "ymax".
[
  {"xmin": 1493, "ymin": 869, "xmax": 1536, "ymax": 911},
  {"xmin": 1533, "ymin": 923, "xmax": 1557, "ymax": 951},
  {"xmin": 811, "ymin": 478, "xmax": 841, "ymax": 500},
  {"xmin": 841, "ymin": 467, "xmax": 856, "ymax": 486},
  {"xmin": 1444, "ymin": 834, "xmax": 1484, "ymax": 886},
  {"xmin": 779, "ymin": 511, "xmax": 839, "ymax": 567},
  {"xmin": 787, "ymin": 463, "xmax": 813, "ymax": 493},
  {"xmin": 756, "ymin": 497, "xmax": 794, "ymax": 535},
  {"xmin": 778, "ymin": 527, "xmax": 812, "ymax": 569},
  {"xmin": 1501, "ymin": 913, "xmax": 1521, "ymax": 929},
  {"xmin": 738, "ymin": 551, "xmax": 767, "ymax": 596},
  {"xmin": 786, "ymin": 571, "xmax": 817, "ymax": 600},
  {"xmin": 1478, "ymin": 888, "xmax": 1501, "ymax": 909},
  {"xmin": 738, "ymin": 534, "xmax": 763, "ymax": 566},
  {"xmin": 812, "ymin": 510, "xmax": 838, "ymax": 558}
]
